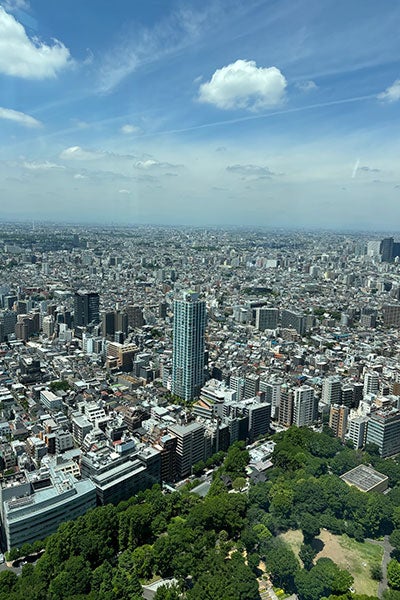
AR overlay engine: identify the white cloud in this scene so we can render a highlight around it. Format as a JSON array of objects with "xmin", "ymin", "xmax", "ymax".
[
  {"xmin": 118, "ymin": 189, "xmax": 131, "ymax": 194},
  {"xmin": 23, "ymin": 160, "xmax": 64, "ymax": 170},
  {"xmin": 378, "ymin": 79, "xmax": 400, "ymax": 103},
  {"xmin": 134, "ymin": 158, "xmax": 181, "ymax": 170},
  {"xmin": 0, "ymin": 6, "xmax": 71, "ymax": 79},
  {"xmin": 59, "ymin": 146, "xmax": 103, "ymax": 160},
  {"xmin": 198, "ymin": 59, "xmax": 287, "ymax": 111},
  {"xmin": 120, "ymin": 124, "xmax": 140, "ymax": 134},
  {"xmin": 73, "ymin": 173, "xmax": 87, "ymax": 179},
  {"xmin": 0, "ymin": 106, "xmax": 41, "ymax": 127}
]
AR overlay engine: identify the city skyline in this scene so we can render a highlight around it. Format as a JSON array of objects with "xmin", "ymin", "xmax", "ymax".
[{"xmin": 1, "ymin": 1, "xmax": 400, "ymax": 228}]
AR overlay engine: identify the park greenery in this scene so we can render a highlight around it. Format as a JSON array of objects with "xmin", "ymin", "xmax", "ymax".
[{"xmin": 3, "ymin": 428, "xmax": 400, "ymax": 599}]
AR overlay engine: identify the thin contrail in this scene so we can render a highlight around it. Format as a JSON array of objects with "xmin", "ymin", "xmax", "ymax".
[
  {"xmin": 135, "ymin": 93, "xmax": 377, "ymax": 138},
  {"xmin": 351, "ymin": 158, "xmax": 360, "ymax": 178}
]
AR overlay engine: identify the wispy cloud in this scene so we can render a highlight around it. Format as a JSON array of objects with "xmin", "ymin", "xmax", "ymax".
[
  {"xmin": 134, "ymin": 158, "xmax": 182, "ymax": 170},
  {"xmin": 378, "ymin": 79, "xmax": 400, "ymax": 103},
  {"xmin": 0, "ymin": 106, "xmax": 41, "ymax": 127},
  {"xmin": 59, "ymin": 146, "xmax": 104, "ymax": 160},
  {"xmin": 0, "ymin": 6, "xmax": 71, "ymax": 79},
  {"xmin": 295, "ymin": 80, "xmax": 317, "ymax": 93},
  {"xmin": 96, "ymin": 5, "xmax": 217, "ymax": 93},
  {"xmin": 2, "ymin": 0, "xmax": 30, "ymax": 12},
  {"xmin": 120, "ymin": 124, "xmax": 140, "ymax": 134},
  {"xmin": 226, "ymin": 164, "xmax": 276, "ymax": 179},
  {"xmin": 23, "ymin": 160, "xmax": 64, "ymax": 170}
]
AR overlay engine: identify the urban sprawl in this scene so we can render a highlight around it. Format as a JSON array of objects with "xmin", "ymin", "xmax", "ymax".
[{"xmin": 0, "ymin": 223, "xmax": 399, "ymax": 554}]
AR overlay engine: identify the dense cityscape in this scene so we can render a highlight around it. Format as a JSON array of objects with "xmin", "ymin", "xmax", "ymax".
[
  {"xmin": 0, "ymin": 223, "xmax": 400, "ymax": 598},
  {"xmin": 3, "ymin": 0, "xmax": 400, "ymax": 598}
]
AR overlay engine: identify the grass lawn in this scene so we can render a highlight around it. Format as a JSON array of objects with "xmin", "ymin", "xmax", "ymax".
[
  {"xmin": 279, "ymin": 529, "xmax": 383, "ymax": 597},
  {"xmin": 279, "ymin": 529, "xmax": 304, "ymax": 561}
]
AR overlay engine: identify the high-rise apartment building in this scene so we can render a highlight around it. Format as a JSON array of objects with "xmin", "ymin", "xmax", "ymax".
[
  {"xmin": 172, "ymin": 291, "xmax": 206, "ymax": 401},
  {"xmin": 74, "ymin": 291, "xmax": 100, "ymax": 327},
  {"xmin": 260, "ymin": 379, "xmax": 282, "ymax": 419},
  {"xmin": 293, "ymin": 386, "xmax": 317, "ymax": 427},
  {"xmin": 329, "ymin": 404, "xmax": 349, "ymax": 441},
  {"xmin": 278, "ymin": 385, "xmax": 294, "ymax": 427},
  {"xmin": 322, "ymin": 376, "xmax": 341, "ymax": 405},
  {"xmin": 363, "ymin": 371, "xmax": 380, "ymax": 396}
]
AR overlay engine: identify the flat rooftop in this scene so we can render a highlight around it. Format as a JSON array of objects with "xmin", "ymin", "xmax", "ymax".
[{"xmin": 340, "ymin": 464, "xmax": 388, "ymax": 492}]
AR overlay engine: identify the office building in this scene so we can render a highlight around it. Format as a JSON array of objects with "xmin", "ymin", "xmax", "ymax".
[
  {"xmin": 380, "ymin": 237, "xmax": 394, "ymax": 262},
  {"xmin": 383, "ymin": 304, "xmax": 400, "ymax": 327},
  {"xmin": 280, "ymin": 309, "xmax": 307, "ymax": 335},
  {"xmin": 171, "ymin": 291, "xmax": 206, "ymax": 401},
  {"xmin": 255, "ymin": 307, "xmax": 279, "ymax": 331},
  {"xmin": 0, "ymin": 467, "xmax": 96, "ymax": 550},
  {"xmin": 366, "ymin": 408, "xmax": 400, "ymax": 457},
  {"xmin": 168, "ymin": 422, "xmax": 205, "ymax": 479},
  {"xmin": 74, "ymin": 291, "xmax": 100, "ymax": 327}
]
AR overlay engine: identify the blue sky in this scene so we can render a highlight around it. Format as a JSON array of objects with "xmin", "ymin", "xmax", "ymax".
[{"xmin": 1, "ymin": 0, "xmax": 400, "ymax": 229}]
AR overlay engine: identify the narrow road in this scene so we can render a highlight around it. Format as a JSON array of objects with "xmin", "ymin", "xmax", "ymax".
[{"xmin": 366, "ymin": 535, "xmax": 394, "ymax": 599}]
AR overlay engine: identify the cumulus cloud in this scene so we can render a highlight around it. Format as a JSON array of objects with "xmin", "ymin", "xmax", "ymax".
[
  {"xmin": 198, "ymin": 59, "xmax": 287, "ymax": 111},
  {"xmin": 226, "ymin": 164, "xmax": 276, "ymax": 178},
  {"xmin": 120, "ymin": 124, "xmax": 140, "ymax": 134},
  {"xmin": 378, "ymin": 79, "xmax": 400, "ymax": 103},
  {"xmin": 0, "ymin": 6, "xmax": 71, "ymax": 79},
  {"xmin": 73, "ymin": 173, "xmax": 87, "ymax": 179},
  {"xmin": 59, "ymin": 146, "xmax": 103, "ymax": 160},
  {"xmin": 0, "ymin": 106, "xmax": 41, "ymax": 127},
  {"xmin": 23, "ymin": 161, "xmax": 64, "ymax": 170}
]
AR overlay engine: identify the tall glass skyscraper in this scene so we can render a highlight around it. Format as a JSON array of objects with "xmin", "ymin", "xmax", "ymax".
[{"xmin": 172, "ymin": 291, "xmax": 206, "ymax": 401}]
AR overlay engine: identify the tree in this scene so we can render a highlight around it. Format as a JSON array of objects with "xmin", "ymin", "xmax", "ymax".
[
  {"xmin": 299, "ymin": 543, "xmax": 317, "ymax": 570},
  {"xmin": 48, "ymin": 556, "xmax": 92, "ymax": 599},
  {"xmin": 223, "ymin": 443, "xmax": 250, "ymax": 479},
  {"xmin": 299, "ymin": 512, "xmax": 320, "ymax": 543},
  {"xmin": 154, "ymin": 583, "xmax": 182, "ymax": 599},
  {"xmin": 370, "ymin": 563, "xmax": 383, "ymax": 581},
  {"xmin": 233, "ymin": 477, "xmax": 247, "ymax": 492},
  {"xmin": 388, "ymin": 560, "xmax": 400, "ymax": 590},
  {"xmin": 0, "ymin": 571, "xmax": 18, "ymax": 594},
  {"xmin": 263, "ymin": 539, "xmax": 299, "ymax": 592},
  {"xmin": 192, "ymin": 460, "xmax": 206, "ymax": 477},
  {"xmin": 295, "ymin": 558, "xmax": 353, "ymax": 600}
]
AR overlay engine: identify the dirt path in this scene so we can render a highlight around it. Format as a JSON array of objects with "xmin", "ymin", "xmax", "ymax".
[{"xmin": 366, "ymin": 535, "xmax": 394, "ymax": 599}]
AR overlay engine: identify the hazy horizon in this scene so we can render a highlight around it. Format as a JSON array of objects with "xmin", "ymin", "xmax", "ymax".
[{"xmin": 1, "ymin": 0, "xmax": 400, "ymax": 229}]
